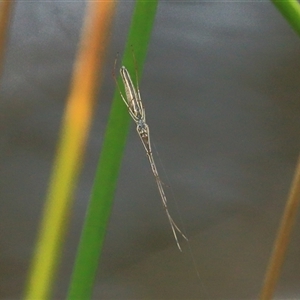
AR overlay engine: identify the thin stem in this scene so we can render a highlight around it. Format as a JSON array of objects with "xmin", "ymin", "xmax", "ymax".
[
  {"xmin": 24, "ymin": 2, "xmax": 116, "ymax": 299},
  {"xmin": 66, "ymin": 2, "xmax": 158, "ymax": 299},
  {"xmin": 0, "ymin": 0, "xmax": 14, "ymax": 75},
  {"xmin": 271, "ymin": 0, "xmax": 300, "ymax": 37},
  {"xmin": 260, "ymin": 155, "xmax": 300, "ymax": 300}
]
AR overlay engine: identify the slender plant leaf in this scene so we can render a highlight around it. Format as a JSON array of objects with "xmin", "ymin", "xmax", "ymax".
[
  {"xmin": 271, "ymin": 0, "xmax": 300, "ymax": 36},
  {"xmin": 24, "ymin": 2, "xmax": 116, "ymax": 299},
  {"xmin": 67, "ymin": 1, "xmax": 158, "ymax": 299},
  {"xmin": 259, "ymin": 1, "xmax": 300, "ymax": 299},
  {"xmin": 0, "ymin": 0, "xmax": 14, "ymax": 76}
]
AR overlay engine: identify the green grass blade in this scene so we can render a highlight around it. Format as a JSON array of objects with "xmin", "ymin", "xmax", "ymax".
[
  {"xmin": 67, "ymin": 1, "xmax": 158, "ymax": 299},
  {"xmin": 271, "ymin": 0, "xmax": 300, "ymax": 36},
  {"xmin": 24, "ymin": 3, "xmax": 116, "ymax": 299}
]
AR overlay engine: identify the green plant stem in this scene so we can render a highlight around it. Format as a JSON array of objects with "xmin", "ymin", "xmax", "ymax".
[
  {"xmin": 271, "ymin": 0, "xmax": 300, "ymax": 36},
  {"xmin": 66, "ymin": 1, "xmax": 158, "ymax": 299}
]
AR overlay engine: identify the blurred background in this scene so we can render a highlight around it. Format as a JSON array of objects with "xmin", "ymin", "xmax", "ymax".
[{"xmin": 1, "ymin": 1, "xmax": 300, "ymax": 299}]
